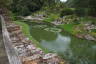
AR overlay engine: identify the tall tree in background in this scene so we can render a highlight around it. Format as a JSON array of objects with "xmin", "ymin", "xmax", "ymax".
[
  {"xmin": 67, "ymin": 0, "xmax": 96, "ymax": 16},
  {"xmin": 10, "ymin": 0, "xmax": 61, "ymax": 16},
  {"xmin": 0, "ymin": 0, "xmax": 11, "ymax": 8},
  {"xmin": 11, "ymin": 0, "xmax": 44, "ymax": 16},
  {"xmin": 42, "ymin": 0, "xmax": 65, "ymax": 12},
  {"xmin": 89, "ymin": 0, "xmax": 96, "ymax": 16},
  {"xmin": 43, "ymin": 0, "xmax": 56, "ymax": 7}
]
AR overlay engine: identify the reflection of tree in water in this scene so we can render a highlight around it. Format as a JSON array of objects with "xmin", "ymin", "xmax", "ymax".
[
  {"xmin": 69, "ymin": 37, "xmax": 96, "ymax": 64},
  {"xmin": 30, "ymin": 28, "xmax": 57, "ymax": 42},
  {"xmin": 59, "ymin": 30, "xmax": 96, "ymax": 64}
]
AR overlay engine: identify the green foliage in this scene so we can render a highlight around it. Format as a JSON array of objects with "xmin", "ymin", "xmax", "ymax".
[
  {"xmin": 43, "ymin": 14, "xmax": 59, "ymax": 22},
  {"xmin": 74, "ymin": 8, "xmax": 86, "ymax": 16},
  {"xmin": 10, "ymin": 0, "xmax": 61, "ymax": 16},
  {"xmin": 91, "ymin": 29, "xmax": 96, "ymax": 33},
  {"xmin": 67, "ymin": 0, "xmax": 96, "ymax": 17},
  {"xmin": 0, "ymin": 0, "xmax": 11, "ymax": 7},
  {"xmin": 59, "ymin": 24, "xmax": 74, "ymax": 33},
  {"xmin": 43, "ymin": 18, "xmax": 54, "ymax": 22},
  {"xmin": 88, "ymin": 8, "xmax": 96, "ymax": 17},
  {"xmin": 80, "ymin": 17, "xmax": 96, "ymax": 25},
  {"xmin": 18, "ymin": 6, "xmax": 31, "ymax": 16},
  {"xmin": 91, "ymin": 32, "xmax": 96, "ymax": 38},
  {"xmin": 61, "ymin": 15, "xmax": 80, "ymax": 25},
  {"xmin": 11, "ymin": 0, "xmax": 44, "ymax": 16},
  {"xmin": 43, "ymin": 0, "xmax": 56, "ymax": 7},
  {"xmin": 60, "ymin": 8, "xmax": 74, "ymax": 17},
  {"xmin": 89, "ymin": 0, "xmax": 96, "ymax": 17}
]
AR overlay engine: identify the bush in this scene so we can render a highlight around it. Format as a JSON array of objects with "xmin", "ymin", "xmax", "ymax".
[
  {"xmin": 60, "ymin": 8, "xmax": 74, "ymax": 17},
  {"xmin": 88, "ymin": 8, "xmax": 96, "ymax": 17},
  {"xmin": 62, "ymin": 15, "xmax": 80, "ymax": 24},
  {"xmin": 18, "ymin": 6, "xmax": 31, "ymax": 16},
  {"xmin": 74, "ymin": 8, "xmax": 86, "ymax": 17},
  {"xmin": 43, "ymin": 14, "xmax": 59, "ymax": 22}
]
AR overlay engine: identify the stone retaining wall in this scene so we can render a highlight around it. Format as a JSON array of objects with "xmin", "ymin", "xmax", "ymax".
[{"xmin": 0, "ymin": 12, "xmax": 67, "ymax": 64}]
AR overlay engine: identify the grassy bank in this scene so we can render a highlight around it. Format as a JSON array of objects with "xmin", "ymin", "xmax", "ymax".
[
  {"xmin": 59, "ymin": 24, "xmax": 74, "ymax": 33},
  {"xmin": 59, "ymin": 17, "xmax": 96, "ymax": 38},
  {"xmin": 43, "ymin": 13, "xmax": 59, "ymax": 22},
  {"xmin": 14, "ymin": 21, "xmax": 50, "ymax": 53}
]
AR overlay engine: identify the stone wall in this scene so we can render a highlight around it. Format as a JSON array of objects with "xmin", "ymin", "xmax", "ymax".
[
  {"xmin": 1, "ymin": 15, "xmax": 22, "ymax": 64},
  {"xmin": 0, "ymin": 11, "xmax": 67, "ymax": 64}
]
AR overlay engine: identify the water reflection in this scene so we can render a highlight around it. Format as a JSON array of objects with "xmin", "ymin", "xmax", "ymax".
[
  {"xmin": 30, "ymin": 26, "xmax": 57, "ymax": 41},
  {"xmin": 41, "ymin": 34, "xmax": 71, "ymax": 53}
]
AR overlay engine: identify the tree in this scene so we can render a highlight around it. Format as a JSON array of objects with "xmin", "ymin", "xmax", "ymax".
[
  {"xmin": 10, "ymin": 0, "xmax": 60, "ymax": 16},
  {"xmin": 0, "ymin": 0, "xmax": 11, "ymax": 8},
  {"xmin": 88, "ymin": 0, "xmax": 96, "ymax": 16},
  {"xmin": 66, "ymin": 0, "xmax": 96, "ymax": 16},
  {"xmin": 11, "ymin": 0, "xmax": 44, "ymax": 16}
]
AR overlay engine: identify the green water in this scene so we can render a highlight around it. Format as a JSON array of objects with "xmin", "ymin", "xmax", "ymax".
[{"xmin": 27, "ymin": 22, "xmax": 96, "ymax": 64}]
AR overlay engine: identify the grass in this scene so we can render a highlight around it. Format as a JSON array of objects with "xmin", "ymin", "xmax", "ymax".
[
  {"xmin": 59, "ymin": 24, "xmax": 74, "ymax": 33},
  {"xmin": 59, "ymin": 16, "xmax": 96, "ymax": 35},
  {"xmin": 80, "ymin": 17, "xmax": 96, "ymax": 24},
  {"xmin": 43, "ymin": 13, "xmax": 59, "ymax": 22},
  {"xmin": 14, "ymin": 21, "xmax": 50, "ymax": 53},
  {"xmin": 43, "ymin": 17, "xmax": 55, "ymax": 22}
]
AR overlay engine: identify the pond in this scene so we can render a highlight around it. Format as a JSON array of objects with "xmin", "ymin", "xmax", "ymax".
[{"xmin": 26, "ymin": 22, "xmax": 96, "ymax": 64}]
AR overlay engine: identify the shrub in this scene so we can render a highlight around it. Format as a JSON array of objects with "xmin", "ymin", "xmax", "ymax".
[
  {"xmin": 18, "ymin": 6, "xmax": 31, "ymax": 16},
  {"xmin": 88, "ymin": 8, "xmax": 96, "ymax": 17},
  {"xmin": 60, "ymin": 8, "xmax": 74, "ymax": 17},
  {"xmin": 62, "ymin": 15, "xmax": 80, "ymax": 24},
  {"xmin": 74, "ymin": 8, "xmax": 86, "ymax": 17}
]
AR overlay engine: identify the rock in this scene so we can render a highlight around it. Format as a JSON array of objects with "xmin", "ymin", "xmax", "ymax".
[
  {"xmin": 7, "ymin": 24, "xmax": 21, "ymax": 33},
  {"xmin": 76, "ymin": 34, "xmax": 84, "ymax": 38},
  {"xmin": 84, "ymin": 34, "xmax": 95, "ymax": 41},
  {"xmin": 24, "ymin": 16, "xmax": 44, "ymax": 21},
  {"xmin": 43, "ymin": 53, "xmax": 57, "ymax": 60},
  {"xmin": 26, "ymin": 45, "xmax": 36, "ymax": 50},
  {"xmin": 51, "ymin": 20, "xmax": 62, "ymax": 25},
  {"xmin": 85, "ymin": 24, "xmax": 96, "ymax": 30},
  {"xmin": 23, "ymin": 60, "xmax": 38, "ymax": 64},
  {"xmin": 22, "ymin": 54, "xmax": 41, "ymax": 61}
]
